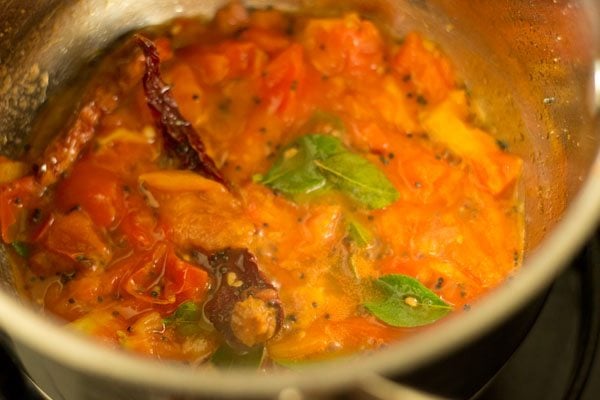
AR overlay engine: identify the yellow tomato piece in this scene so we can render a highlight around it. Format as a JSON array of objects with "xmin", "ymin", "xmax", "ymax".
[
  {"xmin": 0, "ymin": 157, "xmax": 28, "ymax": 184},
  {"xmin": 97, "ymin": 126, "xmax": 155, "ymax": 146},
  {"xmin": 421, "ymin": 91, "xmax": 522, "ymax": 194},
  {"xmin": 69, "ymin": 309, "xmax": 127, "ymax": 345},
  {"xmin": 139, "ymin": 170, "xmax": 226, "ymax": 193}
]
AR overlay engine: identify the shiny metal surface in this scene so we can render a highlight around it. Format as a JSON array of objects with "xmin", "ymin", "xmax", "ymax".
[{"xmin": 0, "ymin": 1, "xmax": 600, "ymax": 399}]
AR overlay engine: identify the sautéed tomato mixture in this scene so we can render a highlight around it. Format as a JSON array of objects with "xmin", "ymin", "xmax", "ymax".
[{"xmin": 0, "ymin": 2, "xmax": 523, "ymax": 366}]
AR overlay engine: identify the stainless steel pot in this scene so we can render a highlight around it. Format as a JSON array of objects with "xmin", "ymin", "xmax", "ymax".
[{"xmin": 1, "ymin": 1, "xmax": 600, "ymax": 399}]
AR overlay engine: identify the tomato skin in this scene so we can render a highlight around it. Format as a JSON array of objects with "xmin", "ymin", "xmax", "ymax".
[
  {"xmin": 123, "ymin": 244, "xmax": 210, "ymax": 312},
  {"xmin": 55, "ymin": 161, "xmax": 126, "ymax": 229},
  {"xmin": 44, "ymin": 211, "xmax": 112, "ymax": 269},
  {"xmin": 118, "ymin": 208, "xmax": 161, "ymax": 251},
  {"xmin": 116, "ymin": 189, "xmax": 163, "ymax": 251},
  {"xmin": 163, "ymin": 251, "xmax": 210, "ymax": 311},
  {"xmin": 124, "ymin": 245, "xmax": 172, "ymax": 304}
]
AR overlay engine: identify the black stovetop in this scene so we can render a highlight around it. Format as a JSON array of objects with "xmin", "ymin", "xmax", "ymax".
[
  {"xmin": 480, "ymin": 233, "xmax": 600, "ymax": 400},
  {"xmin": 2, "ymin": 235, "xmax": 600, "ymax": 400}
]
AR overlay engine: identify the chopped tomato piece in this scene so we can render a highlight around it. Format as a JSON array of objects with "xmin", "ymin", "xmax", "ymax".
[
  {"xmin": 213, "ymin": 0, "xmax": 249, "ymax": 35},
  {"xmin": 139, "ymin": 170, "xmax": 227, "ymax": 193},
  {"xmin": 158, "ymin": 191, "xmax": 254, "ymax": 251},
  {"xmin": 421, "ymin": 91, "xmax": 522, "ymax": 194},
  {"xmin": 69, "ymin": 310, "xmax": 130, "ymax": 346},
  {"xmin": 153, "ymin": 37, "xmax": 174, "ymax": 62},
  {"xmin": 192, "ymin": 53, "xmax": 230, "ymax": 85},
  {"xmin": 160, "ymin": 62, "xmax": 207, "ymax": 125},
  {"xmin": 0, "ymin": 176, "xmax": 38, "ymax": 243},
  {"xmin": 248, "ymin": 9, "xmax": 290, "ymax": 32},
  {"xmin": 240, "ymin": 28, "xmax": 291, "ymax": 54},
  {"xmin": 44, "ymin": 211, "xmax": 112, "ymax": 269},
  {"xmin": 392, "ymin": 32, "xmax": 455, "ymax": 105},
  {"xmin": 163, "ymin": 251, "xmax": 210, "ymax": 308},
  {"xmin": 118, "ymin": 207, "xmax": 162, "ymax": 250},
  {"xmin": 181, "ymin": 41, "xmax": 267, "ymax": 85},
  {"xmin": 124, "ymin": 244, "xmax": 171, "ymax": 304},
  {"xmin": 261, "ymin": 44, "xmax": 309, "ymax": 118},
  {"xmin": 123, "ymin": 244, "xmax": 209, "ymax": 308},
  {"xmin": 301, "ymin": 14, "xmax": 384, "ymax": 77},
  {"xmin": 0, "ymin": 156, "xmax": 29, "ymax": 184},
  {"xmin": 55, "ymin": 161, "xmax": 126, "ymax": 228},
  {"xmin": 29, "ymin": 249, "xmax": 76, "ymax": 275},
  {"xmin": 119, "ymin": 311, "xmax": 218, "ymax": 361}
]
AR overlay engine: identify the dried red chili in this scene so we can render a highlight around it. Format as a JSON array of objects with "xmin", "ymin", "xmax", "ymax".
[
  {"xmin": 136, "ymin": 35, "xmax": 231, "ymax": 190},
  {"xmin": 193, "ymin": 247, "xmax": 283, "ymax": 350}
]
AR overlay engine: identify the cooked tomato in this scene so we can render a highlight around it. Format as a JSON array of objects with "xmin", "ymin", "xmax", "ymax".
[
  {"xmin": 1, "ymin": 2, "xmax": 524, "ymax": 367},
  {"xmin": 55, "ymin": 161, "xmax": 126, "ymax": 228}
]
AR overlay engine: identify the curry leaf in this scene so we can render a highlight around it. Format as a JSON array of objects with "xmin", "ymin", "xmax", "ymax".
[
  {"xmin": 164, "ymin": 301, "xmax": 207, "ymax": 336},
  {"xmin": 364, "ymin": 274, "xmax": 452, "ymax": 327},
  {"xmin": 347, "ymin": 219, "xmax": 373, "ymax": 248},
  {"xmin": 259, "ymin": 135, "xmax": 334, "ymax": 194},
  {"xmin": 211, "ymin": 344, "xmax": 264, "ymax": 369},
  {"xmin": 259, "ymin": 134, "xmax": 399, "ymax": 209},
  {"xmin": 315, "ymin": 153, "xmax": 399, "ymax": 209},
  {"xmin": 12, "ymin": 241, "xmax": 30, "ymax": 258}
]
